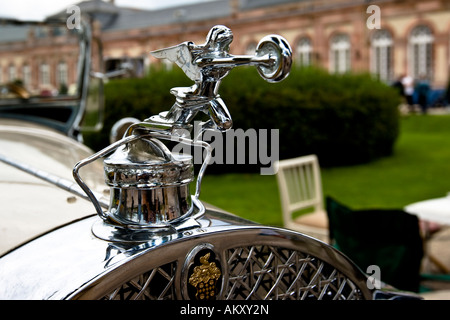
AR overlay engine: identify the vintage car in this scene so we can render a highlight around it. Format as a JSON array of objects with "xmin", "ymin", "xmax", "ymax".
[{"xmin": 0, "ymin": 18, "xmax": 419, "ymax": 301}]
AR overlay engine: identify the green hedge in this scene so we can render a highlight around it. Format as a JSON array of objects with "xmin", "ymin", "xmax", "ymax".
[{"xmin": 83, "ymin": 65, "xmax": 401, "ymax": 170}]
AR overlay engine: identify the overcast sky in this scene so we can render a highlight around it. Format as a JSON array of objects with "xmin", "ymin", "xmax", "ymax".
[{"xmin": 0, "ymin": 0, "xmax": 212, "ymax": 20}]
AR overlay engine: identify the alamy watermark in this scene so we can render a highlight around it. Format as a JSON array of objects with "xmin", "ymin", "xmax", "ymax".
[
  {"xmin": 171, "ymin": 121, "xmax": 279, "ymax": 175},
  {"xmin": 366, "ymin": 5, "xmax": 381, "ymax": 30},
  {"xmin": 66, "ymin": 5, "xmax": 81, "ymax": 30},
  {"xmin": 366, "ymin": 265, "xmax": 381, "ymax": 290}
]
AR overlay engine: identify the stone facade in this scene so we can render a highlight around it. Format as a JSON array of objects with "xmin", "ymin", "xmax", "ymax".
[{"xmin": 1, "ymin": 0, "xmax": 449, "ymax": 94}]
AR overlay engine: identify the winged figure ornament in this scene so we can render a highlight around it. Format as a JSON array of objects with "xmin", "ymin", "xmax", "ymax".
[
  {"xmin": 151, "ymin": 41, "xmax": 202, "ymax": 82},
  {"xmin": 148, "ymin": 25, "xmax": 291, "ymax": 132},
  {"xmin": 149, "ymin": 25, "xmax": 239, "ymax": 131}
]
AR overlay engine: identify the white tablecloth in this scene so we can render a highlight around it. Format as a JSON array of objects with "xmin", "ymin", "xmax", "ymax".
[{"xmin": 405, "ymin": 195, "xmax": 450, "ymax": 225}]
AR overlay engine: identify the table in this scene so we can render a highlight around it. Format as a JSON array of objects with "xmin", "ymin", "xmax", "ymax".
[
  {"xmin": 405, "ymin": 195, "xmax": 450, "ymax": 226},
  {"xmin": 405, "ymin": 194, "xmax": 450, "ymax": 274}
]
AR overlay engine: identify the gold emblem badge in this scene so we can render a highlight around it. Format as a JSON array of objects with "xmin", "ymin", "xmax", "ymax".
[{"xmin": 188, "ymin": 252, "xmax": 221, "ymax": 300}]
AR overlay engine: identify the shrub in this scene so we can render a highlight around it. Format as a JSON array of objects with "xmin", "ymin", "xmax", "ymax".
[
  {"xmin": 226, "ymin": 66, "xmax": 401, "ymax": 167},
  {"xmin": 83, "ymin": 65, "xmax": 401, "ymax": 170},
  {"xmin": 83, "ymin": 67, "xmax": 191, "ymax": 150}
]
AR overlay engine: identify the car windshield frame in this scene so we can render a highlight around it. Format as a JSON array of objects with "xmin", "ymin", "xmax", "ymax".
[{"xmin": 0, "ymin": 17, "xmax": 93, "ymax": 139}]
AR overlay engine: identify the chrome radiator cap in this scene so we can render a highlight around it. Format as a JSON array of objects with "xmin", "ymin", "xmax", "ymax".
[
  {"xmin": 103, "ymin": 138, "xmax": 194, "ymax": 227},
  {"xmin": 103, "ymin": 138, "xmax": 193, "ymax": 189}
]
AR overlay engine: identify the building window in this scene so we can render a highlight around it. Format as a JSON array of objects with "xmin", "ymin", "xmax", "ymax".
[
  {"xmin": 8, "ymin": 64, "xmax": 16, "ymax": 82},
  {"xmin": 40, "ymin": 63, "xmax": 50, "ymax": 86},
  {"xmin": 23, "ymin": 65, "xmax": 31, "ymax": 88},
  {"xmin": 409, "ymin": 25, "xmax": 433, "ymax": 80},
  {"xmin": 57, "ymin": 61, "xmax": 68, "ymax": 86},
  {"xmin": 371, "ymin": 29, "xmax": 393, "ymax": 82},
  {"xmin": 330, "ymin": 34, "xmax": 350, "ymax": 73},
  {"xmin": 296, "ymin": 37, "xmax": 312, "ymax": 66},
  {"xmin": 36, "ymin": 26, "xmax": 49, "ymax": 38}
]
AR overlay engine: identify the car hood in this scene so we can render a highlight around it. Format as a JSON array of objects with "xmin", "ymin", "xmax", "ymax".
[{"xmin": 0, "ymin": 119, "xmax": 107, "ymax": 255}]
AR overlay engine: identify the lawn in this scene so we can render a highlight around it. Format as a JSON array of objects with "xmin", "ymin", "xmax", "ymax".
[{"xmin": 199, "ymin": 114, "xmax": 450, "ymax": 227}]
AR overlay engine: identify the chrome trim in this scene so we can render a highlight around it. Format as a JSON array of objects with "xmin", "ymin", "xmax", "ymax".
[
  {"xmin": 70, "ymin": 217, "xmax": 374, "ymax": 300},
  {"xmin": 0, "ymin": 209, "xmax": 376, "ymax": 300},
  {"xmin": 69, "ymin": 18, "xmax": 93, "ymax": 139},
  {"xmin": 180, "ymin": 243, "xmax": 220, "ymax": 300},
  {"xmin": 109, "ymin": 117, "xmax": 140, "ymax": 144}
]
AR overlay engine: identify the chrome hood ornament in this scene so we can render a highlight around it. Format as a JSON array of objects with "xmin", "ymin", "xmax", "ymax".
[
  {"xmin": 149, "ymin": 25, "xmax": 292, "ymax": 131},
  {"xmin": 73, "ymin": 25, "xmax": 292, "ymax": 242}
]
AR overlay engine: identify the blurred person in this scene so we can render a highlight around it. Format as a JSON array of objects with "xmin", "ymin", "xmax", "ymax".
[
  {"xmin": 401, "ymin": 74, "xmax": 415, "ymax": 113},
  {"xmin": 446, "ymin": 79, "xmax": 450, "ymax": 106},
  {"xmin": 392, "ymin": 75, "xmax": 404, "ymax": 97},
  {"xmin": 415, "ymin": 74, "xmax": 430, "ymax": 114}
]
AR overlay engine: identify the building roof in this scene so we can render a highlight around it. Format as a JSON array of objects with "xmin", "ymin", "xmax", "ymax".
[
  {"xmin": 0, "ymin": 0, "xmax": 356, "ymax": 42},
  {"xmin": 105, "ymin": 0, "xmax": 231, "ymax": 31},
  {"xmin": 239, "ymin": 0, "xmax": 301, "ymax": 11},
  {"xmin": 1, "ymin": 0, "xmax": 309, "ymax": 39},
  {"xmin": 0, "ymin": 24, "xmax": 29, "ymax": 43},
  {"xmin": 0, "ymin": 0, "xmax": 232, "ymax": 43},
  {"xmin": 46, "ymin": 0, "xmax": 231, "ymax": 32}
]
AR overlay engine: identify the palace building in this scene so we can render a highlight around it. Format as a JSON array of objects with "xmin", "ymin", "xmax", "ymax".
[{"xmin": 1, "ymin": 0, "xmax": 449, "ymax": 95}]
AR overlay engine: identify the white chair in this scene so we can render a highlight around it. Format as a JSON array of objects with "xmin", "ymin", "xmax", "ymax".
[{"xmin": 275, "ymin": 155, "xmax": 329, "ymax": 242}]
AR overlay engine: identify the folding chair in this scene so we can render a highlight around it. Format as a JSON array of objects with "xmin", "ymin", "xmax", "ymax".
[
  {"xmin": 275, "ymin": 155, "xmax": 328, "ymax": 242},
  {"xmin": 326, "ymin": 196, "xmax": 424, "ymax": 292}
]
